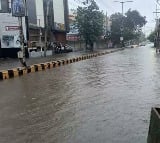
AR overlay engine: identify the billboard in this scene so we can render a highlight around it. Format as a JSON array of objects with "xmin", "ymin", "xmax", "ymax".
[
  {"xmin": 0, "ymin": 13, "xmax": 26, "ymax": 48},
  {"xmin": 53, "ymin": 0, "xmax": 65, "ymax": 31},
  {"xmin": 11, "ymin": 0, "xmax": 25, "ymax": 17}
]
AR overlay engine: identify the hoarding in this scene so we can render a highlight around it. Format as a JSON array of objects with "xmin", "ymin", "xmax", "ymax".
[
  {"xmin": 11, "ymin": 0, "xmax": 25, "ymax": 17},
  {"xmin": 53, "ymin": 0, "xmax": 65, "ymax": 31},
  {"xmin": 0, "ymin": 13, "xmax": 26, "ymax": 48}
]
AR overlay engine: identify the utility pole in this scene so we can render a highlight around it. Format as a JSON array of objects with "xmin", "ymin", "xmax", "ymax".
[
  {"xmin": 44, "ymin": 0, "xmax": 51, "ymax": 57},
  {"xmin": 38, "ymin": 19, "xmax": 43, "ymax": 57},
  {"xmin": 24, "ymin": 0, "xmax": 29, "ymax": 58},
  {"xmin": 154, "ymin": 0, "xmax": 160, "ymax": 52},
  {"xmin": 114, "ymin": 1, "xmax": 133, "ymax": 47},
  {"xmin": 24, "ymin": 0, "xmax": 29, "ymax": 42},
  {"xmin": 18, "ymin": 16, "xmax": 27, "ymax": 67},
  {"xmin": 114, "ymin": 1, "xmax": 133, "ymax": 16},
  {"xmin": 11, "ymin": 0, "xmax": 27, "ymax": 67}
]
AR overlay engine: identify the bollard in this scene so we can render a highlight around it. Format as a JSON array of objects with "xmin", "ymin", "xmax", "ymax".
[{"xmin": 147, "ymin": 107, "xmax": 160, "ymax": 143}]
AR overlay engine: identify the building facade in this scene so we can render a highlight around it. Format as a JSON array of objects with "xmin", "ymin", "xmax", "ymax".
[
  {"xmin": 0, "ymin": 0, "xmax": 69, "ymax": 58},
  {"xmin": 27, "ymin": 0, "xmax": 69, "ymax": 46}
]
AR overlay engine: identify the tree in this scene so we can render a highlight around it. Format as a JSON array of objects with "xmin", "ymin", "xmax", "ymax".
[
  {"xmin": 148, "ymin": 31, "xmax": 156, "ymax": 43},
  {"xmin": 110, "ymin": 13, "xmax": 124, "ymax": 44},
  {"xmin": 76, "ymin": 0, "xmax": 104, "ymax": 50},
  {"xmin": 110, "ymin": 9, "xmax": 147, "ymax": 44}
]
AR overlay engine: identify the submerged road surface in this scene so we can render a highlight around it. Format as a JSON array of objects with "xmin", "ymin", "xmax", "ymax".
[{"xmin": 0, "ymin": 44, "xmax": 160, "ymax": 143}]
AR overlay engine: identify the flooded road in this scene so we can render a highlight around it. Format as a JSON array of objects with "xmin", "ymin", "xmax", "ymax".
[{"xmin": 0, "ymin": 44, "xmax": 160, "ymax": 143}]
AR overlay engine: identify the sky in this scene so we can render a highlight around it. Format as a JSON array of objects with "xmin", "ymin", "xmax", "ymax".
[{"xmin": 68, "ymin": 0, "xmax": 158, "ymax": 36}]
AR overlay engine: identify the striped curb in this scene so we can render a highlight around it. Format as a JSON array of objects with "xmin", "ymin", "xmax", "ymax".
[{"xmin": 0, "ymin": 49, "xmax": 124, "ymax": 81}]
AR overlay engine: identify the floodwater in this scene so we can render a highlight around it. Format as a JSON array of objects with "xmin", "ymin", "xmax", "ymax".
[{"xmin": 0, "ymin": 44, "xmax": 159, "ymax": 143}]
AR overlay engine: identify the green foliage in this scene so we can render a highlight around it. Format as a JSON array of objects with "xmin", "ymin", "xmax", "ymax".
[
  {"xmin": 111, "ymin": 9, "xmax": 147, "ymax": 44},
  {"xmin": 147, "ymin": 31, "xmax": 156, "ymax": 42},
  {"xmin": 76, "ymin": 0, "xmax": 104, "ymax": 50}
]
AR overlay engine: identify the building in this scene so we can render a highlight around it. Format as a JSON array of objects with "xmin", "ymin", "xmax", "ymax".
[
  {"xmin": 0, "ymin": 0, "xmax": 69, "ymax": 58},
  {"xmin": 27, "ymin": 0, "xmax": 69, "ymax": 45},
  {"xmin": 67, "ymin": 10, "xmax": 79, "ymax": 42}
]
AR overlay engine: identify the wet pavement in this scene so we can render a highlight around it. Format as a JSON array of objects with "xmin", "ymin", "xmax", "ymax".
[{"xmin": 0, "ymin": 44, "xmax": 160, "ymax": 143}]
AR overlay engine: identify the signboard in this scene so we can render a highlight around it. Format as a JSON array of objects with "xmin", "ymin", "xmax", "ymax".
[
  {"xmin": 53, "ymin": 0, "xmax": 65, "ymax": 31},
  {"xmin": 1, "ymin": 26, "xmax": 20, "ymax": 48},
  {"xmin": 120, "ymin": 37, "xmax": 124, "ymax": 41},
  {"xmin": 5, "ymin": 26, "xmax": 20, "ymax": 31},
  {"xmin": 11, "ymin": 0, "xmax": 25, "ymax": 17},
  {"xmin": 67, "ymin": 35, "xmax": 80, "ymax": 41},
  {"xmin": 0, "ymin": 13, "xmax": 26, "ymax": 48},
  {"xmin": 1, "ymin": 34, "xmax": 20, "ymax": 48}
]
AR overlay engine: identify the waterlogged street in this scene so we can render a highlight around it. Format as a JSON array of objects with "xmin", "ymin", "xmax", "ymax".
[{"xmin": 0, "ymin": 44, "xmax": 160, "ymax": 143}]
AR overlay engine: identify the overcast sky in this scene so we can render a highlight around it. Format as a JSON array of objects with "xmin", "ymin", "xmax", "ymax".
[{"xmin": 68, "ymin": 0, "xmax": 158, "ymax": 35}]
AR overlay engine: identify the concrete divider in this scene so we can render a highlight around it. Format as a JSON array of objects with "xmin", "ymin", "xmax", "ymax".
[{"xmin": 0, "ymin": 49, "xmax": 124, "ymax": 81}]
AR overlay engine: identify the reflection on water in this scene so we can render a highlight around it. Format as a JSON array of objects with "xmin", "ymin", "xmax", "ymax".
[{"xmin": 0, "ymin": 45, "xmax": 160, "ymax": 143}]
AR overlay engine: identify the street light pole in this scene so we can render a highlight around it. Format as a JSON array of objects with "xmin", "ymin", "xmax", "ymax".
[
  {"xmin": 114, "ymin": 1, "xmax": 133, "ymax": 16},
  {"xmin": 114, "ymin": 1, "xmax": 133, "ymax": 47},
  {"xmin": 38, "ymin": 19, "xmax": 43, "ymax": 57}
]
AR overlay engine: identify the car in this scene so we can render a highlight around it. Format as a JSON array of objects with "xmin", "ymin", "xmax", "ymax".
[{"xmin": 139, "ymin": 43, "xmax": 146, "ymax": 46}]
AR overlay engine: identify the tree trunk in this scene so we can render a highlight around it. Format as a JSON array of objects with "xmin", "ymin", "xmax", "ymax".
[
  {"xmin": 85, "ymin": 40, "xmax": 88, "ymax": 51},
  {"xmin": 90, "ymin": 42, "xmax": 93, "ymax": 51}
]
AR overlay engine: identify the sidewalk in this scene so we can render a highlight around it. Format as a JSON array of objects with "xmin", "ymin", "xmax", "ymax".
[{"xmin": 0, "ymin": 48, "xmax": 122, "ymax": 71}]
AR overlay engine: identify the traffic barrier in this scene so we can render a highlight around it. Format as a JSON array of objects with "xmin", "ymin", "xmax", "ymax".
[
  {"xmin": 52, "ymin": 61, "xmax": 58, "ymax": 67},
  {"xmin": 40, "ymin": 63, "xmax": 45, "ymax": 70},
  {"xmin": 76, "ymin": 57, "xmax": 79, "ymax": 62},
  {"xmin": 23, "ymin": 68, "xmax": 28, "ymax": 74},
  {"xmin": 34, "ymin": 65, "xmax": 39, "ymax": 72},
  {"xmin": 0, "ymin": 71, "xmax": 9, "ymax": 80},
  {"xmin": 65, "ymin": 59, "xmax": 69, "ymax": 64},
  {"xmin": 0, "ymin": 49, "xmax": 124, "ymax": 80},
  {"xmin": 47, "ymin": 62, "xmax": 53, "ymax": 68},
  {"xmin": 30, "ymin": 65, "xmax": 36, "ymax": 72},
  {"xmin": 57, "ymin": 61, "xmax": 62, "ymax": 66},
  {"xmin": 18, "ymin": 68, "xmax": 23, "ymax": 76},
  {"xmin": 8, "ymin": 70, "xmax": 14, "ymax": 78},
  {"xmin": 73, "ymin": 58, "xmax": 76, "ymax": 63},
  {"xmin": 70, "ymin": 59, "xmax": 73, "ymax": 63},
  {"xmin": 61, "ymin": 60, "xmax": 65, "ymax": 65},
  {"xmin": 27, "ymin": 67, "xmax": 32, "ymax": 73}
]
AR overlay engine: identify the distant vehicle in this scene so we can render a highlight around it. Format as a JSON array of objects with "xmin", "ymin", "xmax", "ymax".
[
  {"xmin": 139, "ymin": 42, "xmax": 146, "ymax": 46},
  {"xmin": 64, "ymin": 44, "xmax": 73, "ymax": 53},
  {"xmin": 54, "ymin": 42, "xmax": 73, "ymax": 54}
]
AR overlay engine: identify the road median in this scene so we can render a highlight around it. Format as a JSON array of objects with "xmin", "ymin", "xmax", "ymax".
[{"xmin": 0, "ymin": 48, "xmax": 124, "ymax": 80}]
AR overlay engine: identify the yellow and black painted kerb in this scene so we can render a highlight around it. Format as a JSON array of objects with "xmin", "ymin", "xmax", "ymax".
[{"xmin": 0, "ymin": 49, "xmax": 124, "ymax": 81}]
